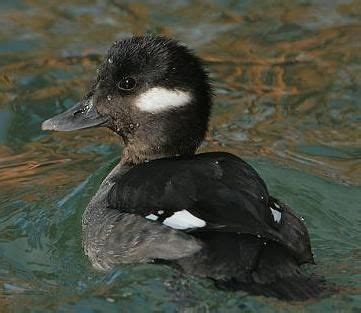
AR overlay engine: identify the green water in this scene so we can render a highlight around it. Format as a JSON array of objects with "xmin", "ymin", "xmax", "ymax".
[{"xmin": 0, "ymin": 1, "xmax": 360, "ymax": 312}]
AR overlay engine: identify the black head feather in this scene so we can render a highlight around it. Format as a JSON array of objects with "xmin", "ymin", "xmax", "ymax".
[{"xmin": 90, "ymin": 36, "xmax": 212, "ymax": 164}]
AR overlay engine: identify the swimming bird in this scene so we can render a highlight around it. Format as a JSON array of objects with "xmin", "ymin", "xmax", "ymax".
[{"xmin": 42, "ymin": 36, "xmax": 326, "ymax": 300}]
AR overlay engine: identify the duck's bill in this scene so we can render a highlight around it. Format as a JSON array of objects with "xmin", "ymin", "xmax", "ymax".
[{"xmin": 41, "ymin": 98, "xmax": 108, "ymax": 132}]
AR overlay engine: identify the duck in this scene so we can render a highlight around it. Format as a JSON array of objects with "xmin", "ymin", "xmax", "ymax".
[{"xmin": 42, "ymin": 36, "xmax": 327, "ymax": 300}]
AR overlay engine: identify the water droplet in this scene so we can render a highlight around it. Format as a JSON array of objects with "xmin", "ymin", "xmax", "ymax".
[
  {"xmin": 257, "ymin": 234, "xmax": 261, "ymax": 238},
  {"xmin": 157, "ymin": 210, "xmax": 164, "ymax": 215},
  {"xmin": 263, "ymin": 241, "xmax": 267, "ymax": 245},
  {"xmin": 261, "ymin": 196, "xmax": 264, "ymax": 200},
  {"xmin": 106, "ymin": 297, "xmax": 115, "ymax": 303},
  {"xmin": 135, "ymin": 123, "xmax": 140, "ymax": 127},
  {"xmin": 107, "ymin": 95, "xmax": 112, "ymax": 101},
  {"xmin": 301, "ymin": 216, "xmax": 305, "ymax": 221},
  {"xmin": 108, "ymin": 58, "xmax": 113, "ymax": 64},
  {"xmin": 215, "ymin": 161, "xmax": 219, "ymax": 165}
]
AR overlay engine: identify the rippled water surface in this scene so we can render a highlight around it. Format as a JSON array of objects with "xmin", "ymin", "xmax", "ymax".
[{"xmin": 0, "ymin": 1, "xmax": 360, "ymax": 312}]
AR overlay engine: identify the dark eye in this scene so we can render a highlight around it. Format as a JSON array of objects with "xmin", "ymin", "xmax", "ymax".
[{"xmin": 117, "ymin": 77, "xmax": 136, "ymax": 91}]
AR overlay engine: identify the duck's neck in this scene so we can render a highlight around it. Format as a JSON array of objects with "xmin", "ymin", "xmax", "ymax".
[{"xmin": 120, "ymin": 145, "xmax": 196, "ymax": 167}]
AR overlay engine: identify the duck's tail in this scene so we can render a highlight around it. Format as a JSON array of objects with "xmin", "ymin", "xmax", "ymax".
[
  {"xmin": 215, "ymin": 239, "xmax": 335, "ymax": 300},
  {"xmin": 178, "ymin": 232, "xmax": 335, "ymax": 301}
]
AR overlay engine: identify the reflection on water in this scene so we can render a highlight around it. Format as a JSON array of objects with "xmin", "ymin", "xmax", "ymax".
[{"xmin": 0, "ymin": 0, "xmax": 360, "ymax": 311}]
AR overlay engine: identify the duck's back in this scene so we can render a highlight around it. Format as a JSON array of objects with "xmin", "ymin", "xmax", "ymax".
[{"xmin": 109, "ymin": 152, "xmax": 313, "ymax": 264}]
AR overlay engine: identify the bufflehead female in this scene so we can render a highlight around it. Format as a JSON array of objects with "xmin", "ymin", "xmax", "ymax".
[{"xmin": 42, "ymin": 36, "xmax": 326, "ymax": 300}]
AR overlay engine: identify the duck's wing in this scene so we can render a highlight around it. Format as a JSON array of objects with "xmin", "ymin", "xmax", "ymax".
[{"xmin": 108, "ymin": 152, "xmax": 313, "ymax": 264}]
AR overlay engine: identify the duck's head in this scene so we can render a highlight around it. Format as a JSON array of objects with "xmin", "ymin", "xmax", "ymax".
[{"xmin": 42, "ymin": 36, "xmax": 212, "ymax": 165}]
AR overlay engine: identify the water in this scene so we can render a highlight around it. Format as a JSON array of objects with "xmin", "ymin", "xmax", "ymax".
[{"xmin": 0, "ymin": 0, "xmax": 360, "ymax": 311}]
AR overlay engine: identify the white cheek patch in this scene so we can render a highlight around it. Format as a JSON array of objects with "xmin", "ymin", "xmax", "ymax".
[
  {"xmin": 135, "ymin": 87, "xmax": 191, "ymax": 113},
  {"xmin": 163, "ymin": 210, "xmax": 206, "ymax": 230}
]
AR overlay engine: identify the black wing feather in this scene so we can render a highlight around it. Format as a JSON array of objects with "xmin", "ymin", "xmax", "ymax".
[{"xmin": 109, "ymin": 152, "xmax": 313, "ymax": 264}]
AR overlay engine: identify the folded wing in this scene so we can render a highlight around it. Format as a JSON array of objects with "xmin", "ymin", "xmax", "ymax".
[{"xmin": 109, "ymin": 152, "xmax": 314, "ymax": 265}]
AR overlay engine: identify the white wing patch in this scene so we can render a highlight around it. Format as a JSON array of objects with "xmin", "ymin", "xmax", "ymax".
[
  {"xmin": 163, "ymin": 210, "xmax": 206, "ymax": 230},
  {"xmin": 145, "ymin": 214, "xmax": 158, "ymax": 221},
  {"xmin": 270, "ymin": 208, "xmax": 282, "ymax": 223},
  {"xmin": 135, "ymin": 87, "xmax": 191, "ymax": 113}
]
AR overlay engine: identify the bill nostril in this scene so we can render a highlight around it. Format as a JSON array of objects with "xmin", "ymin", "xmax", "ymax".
[
  {"xmin": 73, "ymin": 105, "xmax": 90, "ymax": 116},
  {"xmin": 73, "ymin": 109, "xmax": 84, "ymax": 116}
]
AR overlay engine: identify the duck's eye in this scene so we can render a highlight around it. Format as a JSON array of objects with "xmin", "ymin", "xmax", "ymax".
[{"xmin": 117, "ymin": 77, "xmax": 136, "ymax": 91}]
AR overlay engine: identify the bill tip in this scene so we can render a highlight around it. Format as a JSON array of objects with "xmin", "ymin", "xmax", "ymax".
[{"xmin": 41, "ymin": 119, "xmax": 55, "ymax": 131}]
